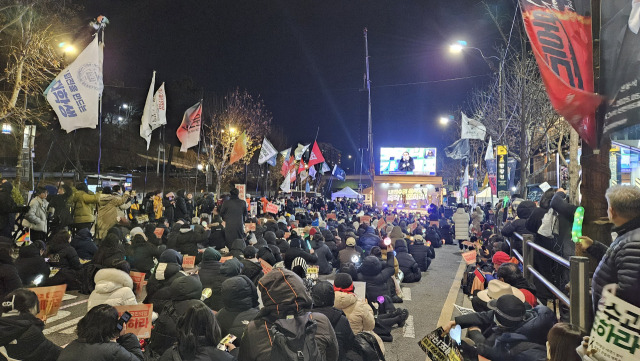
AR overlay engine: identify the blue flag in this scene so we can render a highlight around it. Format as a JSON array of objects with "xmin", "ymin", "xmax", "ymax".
[
  {"xmin": 332, "ymin": 165, "xmax": 346, "ymax": 181},
  {"xmin": 472, "ymin": 167, "xmax": 479, "ymax": 195},
  {"xmin": 266, "ymin": 154, "xmax": 277, "ymax": 166},
  {"xmin": 305, "ymin": 182, "xmax": 310, "ymax": 192}
]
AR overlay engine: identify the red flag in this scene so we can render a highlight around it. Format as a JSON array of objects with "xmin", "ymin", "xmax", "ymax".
[
  {"xmin": 298, "ymin": 159, "xmax": 306, "ymax": 174},
  {"xmin": 281, "ymin": 156, "xmax": 294, "ymax": 176},
  {"xmin": 519, "ymin": 0, "xmax": 602, "ymax": 147},
  {"xmin": 307, "ymin": 141, "xmax": 325, "ymax": 167},
  {"xmin": 176, "ymin": 102, "xmax": 202, "ymax": 152},
  {"xmin": 289, "ymin": 169, "xmax": 297, "ymax": 183},
  {"xmin": 229, "ymin": 131, "xmax": 248, "ymax": 165}
]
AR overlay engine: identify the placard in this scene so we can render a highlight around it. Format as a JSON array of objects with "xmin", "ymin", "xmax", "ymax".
[
  {"xmin": 153, "ymin": 227, "xmax": 164, "ymax": 239},
  {"xmin": 409, "ymin": 222, "xmax": 418, "ymax": 232},
  {"xmin": 295, "ymin": 208, "xmax": 306, "ymax": 214},
  {"xmin": 182, "ymin": 255, "xmax": 196, "ymax": 269},
  {"xmin": 326, "ymin": 213, "xmax": 337, "ymax": 220},
  {"xmin": 284, "ymin": 232, "xmax": 291, "ymax": 239},
  {"xmin": 386, "ymin": 215, "xmax": 395, "ymax": 223},
  {"xmin": 245, "ymin": 223, "xmax": 256, "ymax": 232},
  {"xmin": 260, "ymin": 259, "xmax": 273, "ymax": 274},
  {"xmin": 462, "ymin": 241, "xmax": 476, "ymax": 248},
  {"xmin": 129, "ymin": 271, "xmax": 147, "ymax": 295},
  {"xmin": 29, "ymin": 284, "xmax": 66, "ymax": 321},
  {"xmin": 377, "ymin": 220, "xmax": 387, "ymax": 230},
  {"xmin": 462, "ymin": 250, "xmax": 477, "ymax": 265},
  {"xmin": 360, "ymin": 215, "xmax": 371, "ymax": 224},
  {"xmin": 587, "ymin": 284, "xmax": 640, "ymax": 361},
  {"xmin": 266, "ymin": 202, "xmax": 278, "ymax": 214},
  {"xmin": 250, "ymin": 202, "xmax": 257, "ymax": 217},
  {"xmin": 235, "ymin": 184, "xmax": 246, "ymax": 201},
  {"xmin": 306, "ymin": 265, "xmax": 319, "ymax": 280},
  {"xmin": 220, "ymin": 256, "xmax": 233, "ymax": 263},
  {"xmin": 114, "ymin": 304, "xmax": 153, "ymax": 339}
]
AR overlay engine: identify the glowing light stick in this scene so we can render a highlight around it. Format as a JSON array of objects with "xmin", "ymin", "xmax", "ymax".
[{"xmin": 571, "ymin": 207, "xmax": 585, "ymax": 243}]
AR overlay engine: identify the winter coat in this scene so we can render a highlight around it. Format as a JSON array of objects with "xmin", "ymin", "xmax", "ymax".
[
  {"xmin": 220, "ymin": 195, "xmax": 248, "ymax": 246},
  {"xmin": 408, "ymin": 241, "xmax": 433, "ymax": 272},
  {"xmin": 176, "ymin": 226, "xmax": 209, "ymax": 256},
  {"xmin": 588, "ymin": 217, "xmax": 640, "ymax": 310},
  {"xmin": 216, "ymin": 275, "xmax": 260, "ymax": 338},
  {"xmin": 0, "ymin": 312, "xmax": 61, "ymax": 361},
  {"xmin": 87, "ymin": 268, "xmax": 137, "ymax": 310},
  {"xmin": 311, "ymin": 281, "xmax": 355, "ymax": 360},
  {"xmin": 174, "ymin": 191, "xmax": 189, "ymax": 221},
  {"xmin": 388, "ymin": 226, "xmax": 405, "ymax": 247},
  {"xmin": 145, "ymin": 262, "xmax": 186, "ymax": 313},
  {"xmin": 158, "ymin": 345, "xmax": 236, "ymax": 361},
  {"xmin": 96, "ymin": 194, "xmax": 129, "ymax": 239},
  {"xmin": 48, "ymin": 192, "xmax": 73, "ymax": 230},
  {"xmin": 70, "ymin": 228, "xmax": 98, "ymax": 260},
  {"xmin": 338, "ymin": 247, "xmax": 359, "ymax": 268},
  {"xmin": 471, "ymin": 208, "xmax": 484, "ymax": 232},
  {"xmin": 357, "ymin": 254, "xmax": 395, "ymax": 302},
  {"xmin": 58, "ymin": 333, "xmax": 144, "ymax": 361},
  {"xmin": 395, "ymin": 239, "xmax": 421, "ymax": 283},
  {"xmin": 129, "ymin": 241, "xmax": 160, "ymax": 275},
  {"xmin": 313, "ymin": 241, "xmax": 334, "ymax": 275},
  {"xmin": 275, "ymin": 238, "xmax": 290, "ymax": 255},
  {"xmin": 452, "ymin": 208, "xmax": 470, "ymax": 241},
  {"xmin": 15, "ymin": 245, "xmax": 49, "ymax": 286},
  {"xmin": 70, "ymin": 190, "xmax": 99, "ymax": 224},
  {"xmin": 24, "ymin": 197, "xmax": 48, "ymax": 233},
  {"xmin": 208, "ymin": 214, "xmax": 226, "ymax": 250},
  {"xmin": 358, "ymin": 227, "xmax": 381, "ymax": 253},
  {"xmin": 162, "ymin": 197, "xmax": 175, "ymax": 224},
  {"xmin": 198, "ymin": 258, "xmax": 227, "ymax": 311},
  {"xmin": 501, "ymin": 201, "xmax": 536, "ymax": 253},
  {"xmin": 239, "ymin": 259, "xmax": 264, "ymax": 285},
  {"xmin": 550, "ymin": 192, "xmax": 578, "ymax": 259},
  {"xmin": 0, "ymin": 262, "xmax": 22, "ymax": 298},
  {"xmin": 149, "ymin": 276, "xmax": 204, "ymax": 357},
  {"xmin": 334, "ymin": 291, "xmax": 375, "ymax": 333},
  {"xmin": 284, "ymin": 246, "xmax": 318, "ymax": 270},
  {"xmin": 47, "ymin": 242, "xmax": 81, "ymax": 270},
  {"xmin": 92, "ymin": 243, "xmax": 126, "ymax": 269},
  {"xmin": 237, "ymin": 269, "xmax": 339, "ymax": 361}
]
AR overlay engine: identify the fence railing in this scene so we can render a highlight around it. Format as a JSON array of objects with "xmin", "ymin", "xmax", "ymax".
[{"xmin": 505, "ymin": 233, "xmax": 592, "ymax": 332}]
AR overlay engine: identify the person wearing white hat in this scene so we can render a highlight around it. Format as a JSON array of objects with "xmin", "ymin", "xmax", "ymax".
[{"xmin": 472, "ymin": 279, "xmax": 525, "ymax": 312}]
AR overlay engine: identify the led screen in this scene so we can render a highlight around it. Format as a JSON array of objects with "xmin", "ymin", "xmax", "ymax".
[{"xmin": 380, "ymin": 147, "xmax": 437, "ymax": 175}]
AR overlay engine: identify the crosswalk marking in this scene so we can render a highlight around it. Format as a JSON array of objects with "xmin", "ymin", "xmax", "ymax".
[
  {"xmin": 60, "ymin": 326, "xmax": 77, "ymax": 335},
  {"xmin": 403, "ymin": 315, "xmax": 415, "ymax": 338},
  {"xmin": 43, "ymin": 316, "xmax": 84, "ymax": 335},
  {"xmin": 59, "ymin": 299, "xmax": 88, "ymax": 310},
  {"xmin": 402, "ymin": 287, "xmax": 412, "ymax": 301},
  {"xmin": 62, "ymin": 294, "xmax": 77, "ymax": 301},
  {"xmin": 45, "ymin": 310, "xmax": 71, "ymax": 323}
]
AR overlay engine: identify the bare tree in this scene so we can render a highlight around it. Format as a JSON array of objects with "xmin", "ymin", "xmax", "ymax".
[{"xmin": 203, "ymin": 89, "xmax": 272, "ymax": 198}]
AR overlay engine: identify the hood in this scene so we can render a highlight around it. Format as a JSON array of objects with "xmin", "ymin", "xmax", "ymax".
[
  {"xmin": 0, "ymin": 182, "xmax": 13, "ymax": 193},
  {"xmin": 221, "ymin": 275, "xmax": 259, "ymax": 311},
  {"xmin": 395, "ymin": 239, "xmax": 408, "ymax": 252},
  {"xmin": 359, "ymin": 256, "xmax": 382, "ymax": 276},
  {"xmin": 230, "ymin": 239, "xmax": 246, "ymax": 251},
  {"xmin": 263, "ymin": 231, "xmax": 276, "ymax": 244},
  {"xmin": 389, "ymin": 226, "xmax": 404, "ymax": 240},
  {"xmin": 509, "ymin": 276, "xmax": 537, "ymax": 294},
  {"xmin": 177, "ymin": 189, "xmax": 185, "ymax": 198},
  {"xmin": 334, "ymin": 291, "xmax": 358, "ymax": 310},
  {"xmin": 455, "ymin": 208, "xmax": 466, "ymax": 214},
  {"xmin": 94, "ymin": 268, "xmax": 133, "ymax": 293},
  {"xmin": 170, "ymin": 275, "xmax": 202, "ymax": 301},
  {"xmin": 154, "ymin": 262, "xmax": 183, "ymax": 281},
  {"xmin": 159, "ymin": 249, "xmax": 183, "ymax": 264},
  {"xmin": 99, "ymin": 193, "xmax": 120, "ymax": 205},
  {"xmin": 364, "ymin": 226, "xmax": 376, "ymax": 235},
  {"xmin": 516, "ymin": 200, "xmax": 536, "ymax": 219},
  {"xmin": 18, "ymin": 244, "xmax": 40, "ymax": 258},
  {"xmin": 311, "ymin": 281, "xmax": 335, "ymax": 308},
  {"xmin": 220, "ymin": 258, "xmax": 243, "ymax": 277},
  {"xmin": 257, "ymin": 268, "xmax": 312, "ymax": 316},
  {"xmin": 0, "ymin": 314, "xmax": 41, "ymax": 344},
  {"xmin": 72, "ymin": 228, "xmax": 92, "ymax": 243}
]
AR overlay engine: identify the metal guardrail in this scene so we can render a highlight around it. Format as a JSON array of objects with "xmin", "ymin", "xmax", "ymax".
[{"xmin": 506, "ymin": 232, "xmax": 592, "ymax": 332}]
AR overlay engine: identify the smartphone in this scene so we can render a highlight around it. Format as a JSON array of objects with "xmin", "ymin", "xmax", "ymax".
[
  {"xmin": 217, "ymin": 334, "xmax": 237, "ymax": 351},
  {"xmin": 201, "ymin": 221, "xmax": 207, "ymax": 227},
  {"xmin": 116, "ymin": 311, "xmax": 132, "ymax": 331}
]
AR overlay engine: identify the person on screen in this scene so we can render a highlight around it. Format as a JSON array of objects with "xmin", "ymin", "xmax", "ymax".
[{"xmin": 397, "ymin": 151, "xmax": 415, "ymax": 172}]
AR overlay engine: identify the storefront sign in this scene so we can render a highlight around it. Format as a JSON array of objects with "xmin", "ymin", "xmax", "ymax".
[{"xmin": 497, "ymin": 145, "xmax": 508, "ymax": 193}]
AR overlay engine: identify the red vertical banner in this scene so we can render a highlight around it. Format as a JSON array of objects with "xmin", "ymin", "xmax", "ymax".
[{"xmin": 519, "ymin": 0, "xmax": 601, "ymax": 147}]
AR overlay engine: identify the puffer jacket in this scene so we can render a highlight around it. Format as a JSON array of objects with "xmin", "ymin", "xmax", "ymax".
[
  {"xmin": 334, "ymin": 290, "xmax": 375, "ymax": 334},
  {"xmin": 198, "ymin": 258, "xmax": 226, "ymax": 311},
  {"xmin": 58, "ymin": 333, "xmax": 143, "ymax": 361},
  {"xmin": 144, "ymin": 253, "xmax": 186, "ymax": 313},
  {"xmin": 176, "ymin": 226, "xmax": 209, "ymax": 256},
  {"xmin": 70, "ymin": 190, "xmax": 99, "ymax": 224},
  {"xmin": 15, "ymin": 245, "xmax": 50, "ymax": 286},
  {"xmin": 313, "ymin": 240, "xmax": 334, "ymax": 275},
  {"xmin": 312, "ymin": 282, "xmax": 354, "ymax": 361},
  {"xmin": 47, "ymin": 242, "xmax": 81, "ymax": 270},
  {"xmin": 452, "ymin": 208, "xmax": 470, "ymax": 240},
  {"xmin": 96, "ymin": 193, "xmax": 129, "ymax": 239},
  {"xmin": 129, "ymin": 241, "xmax": 160, "ymax": 275},
  {"xmin": 87, "ymin": 268, "xmax": 137, "ymax": 310},
  {"xmin": 216, "ymin": 275, "xmax": 260, "ymax": 338},
  {"xmin": 70, "ymin": 228, "xmax": 98, "ymax": 260},
  {"xmin": 148, "ymin": 276, "xmax": 204, "ymax": 357},
  {"xmin": 238, "ymin": 268, "xmax": 339, "ymax": 361},
  {"xmin": 358, "ymin": 227, "xmax": 381, "ymax": 253},
  {"xmin": 24, "ymin": 197, "xmax": 48, "ymax": 232},
  {"xmin": 395, "ymin": 239, "xmax": 421, "ymax": 283},
  {"xmin": 0, "ymin": 312, "xmax": 61, "ymax": 361},
  {"xmin": 240, "ymin": 258, "xmax": 264, "ymax": 285},
  {"xmin": 588, "ymin": 217, "xmax": 640, "ymax": 310},
  {"xmin": 501, "ymin": 200, "xmax": 536, "ymax": 253},
  {"xmin": 408, "ymin": 240, "xmax": 433, "ymax": 272},
  {"xmin": 388, "ymin": 226, "xmax": 405, "ymax": 247},
  {"xmin": 357, "ymin": 254, "xmax": 395, "ymax": 302}
]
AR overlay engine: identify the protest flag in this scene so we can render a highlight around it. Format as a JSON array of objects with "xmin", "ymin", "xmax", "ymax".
[
  {"xmin": 229, "ymin": 131, "xmax": 248, "ymax": 165},
  {"xmin": 176, "ymin": 101, "xmax": 202, "ymax": 152},
  {"xmin": 307, "ymin": 141, "xmax": 325, "ymax": 167}
]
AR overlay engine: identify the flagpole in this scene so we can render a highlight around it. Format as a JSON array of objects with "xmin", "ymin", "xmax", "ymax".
[
  {"xmin": 162, "ymin": 125, "xmax": 166, "ymax": 195},
  {"xmin": 96, "ymin": 17, "xmax": 107, "ymax": 189},
  {"xmin": 143, "ymin": 147, "xmax": 149, "ymax": 197}
]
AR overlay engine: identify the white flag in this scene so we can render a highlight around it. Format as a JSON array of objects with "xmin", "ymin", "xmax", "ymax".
[
  {"xmin": 176, "ymin": 102, "xmax": 203, "ymax": 152},
  {"xmin": 461, "ymin": 164, "xmax": 469, "ymax": 188},
  {"xmin": 309, "ymin": 165, "xmax": 317, "ymax": 179},
  {"xmin": 45, "ymin": 36, "xmax": 103, "ymax": 133},
  {"xmin": 321, "ymin": 162, "xmax": 331, "ymax": 173},
  {"xmin": 258, "ymin": 138, "xmax": 278, "ymax": 165},
  {"xmin": 151, "ymin": 82, "xmax": 167, "ymax": 130},
  {"xmin": 294, "ymin": 143, "xmax": 310, "ymax": 160},
  {"xmin": 485, "ymin": 137, "xmax": 494, "ymax": 160},
  {"xmin": 300, "ymin": 170, "xmax": 309, "ymax": 182},
  {"xmin": 140, "ymin": 71, "xmax": 157, "ymax": 149},
  {"xmin": 461, "ymin": 113, "xmax": 486, "ymax": 140},
  {"xmin": 280, "ymin": 172, "xmax": 291, "ymax": 192},
  {"xmin": 280, "ymin": 147, "xmax": 291, "ymax": 159}
]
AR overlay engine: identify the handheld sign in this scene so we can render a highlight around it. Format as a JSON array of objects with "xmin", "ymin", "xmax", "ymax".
[
  {"xmin": 386, "ymin": 215, "xmax": 395, "ymax": 223},
  {"xmin": 245, "ymin": 223, "xmax": 256, "ymax": 232},
  {"xmin": 182, "ymin": 255, "xmax": 196, "ymax": 269},
  {"xmin": 129, "ymin": 271, "xmax": 147, "ymax": 296},
  {"xmin": 284, "ymin": 232, "xmax": 291, "ymax": 239},
  {"xmin": 266, "ymin": 202, "xmax": 278, "ymax": 214},
  {"xmin": 326, "ymin": 213, "xmax": 337, "ymax": 220},
  {"xmin": 153, "ymin": 227, "xmax": 164, "ymax": 239},
  {"xmin": 259, "ymin": 259, "xmax": 273, "ymax": 274},
  {"xmin": 306, "ymin": 265, "xmax": 319, "ymax": 280},
  {"xmin": 360, "ymin": 215, "xmax": 371, "ymax": 225},
  {"xmin": 29, "ymin": 284, "xmax": 67, "ymax": 321},
  {"xmin": 462, "ymin": 250, "xmax": 477, "ymax": 265},
  {"xmin": 114, "ymin": 304, "xmax": 153, "ymax": 339},
  {"xmin": 572, "ymin": 206, "xmax": 585, "ymax": 243}
]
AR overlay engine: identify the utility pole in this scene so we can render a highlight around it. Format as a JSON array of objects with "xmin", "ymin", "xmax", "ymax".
[{"xmin": 364, "ymin": 28, "xmax": 374, "ymax": 181}]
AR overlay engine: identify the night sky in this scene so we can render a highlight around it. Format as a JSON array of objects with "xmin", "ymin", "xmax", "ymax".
[{"xmin": 83, "ymin": 0, "xmax": 509, "ymax": 162}]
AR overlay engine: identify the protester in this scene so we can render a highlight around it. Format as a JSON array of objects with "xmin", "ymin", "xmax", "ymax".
[
  {"xmin": 96, "ymin": 187, "xmax": 131, "ymax": 240},
  {"xmin": 394, "ymin": 239, "xmax": 421, "ymax": 283},
  {"xmin": 208, "ymin": 206, "xmax": 226, "ymax": 249},
  {"xmin": 312, "ymin": 281, "xmax": 355, "ymax": 361},
  {"xmin": 70, "ymin": 228, "xmax": 98, "ymax": 260},
  {"xmin": 358, "ymin": 226, "xmax": 381, "ymax": 253},
  {"xmin": 0, "ymin": 247, "xmax": 22, "ymax": 298},
  {"xmin": 578, "ymin": 185, "xmax": 640, "ymax": 309},
  {"xmin": 43, "ymin": 230, "xmax": 81, "ymax": 289},
  {"xmin": 58, "ymin": 304, "xmax": 144, "ymax": 361},
  {"xmin": 144, "ymin": 249, "xmax": 186, "ymax": 313},
  {"xmin": 452, "ymin": 204, "xmax": 470, "ymax": 250},
  {"xmin": 128, "ymin": 231, "xmax": 161, "ymax": 277},
  {"xmin": 239, "ymin": 246, "xmax": 264, "ymax": 285},
  {"xmin": 69, "ymin": 183, "xmax": 100, "ymax": 232},
  {"xmin": 338, "ymin": 237, "xmax": 360, "ymax": 268},
  {"xmin": 408, "ymin": 235, "xmax": 433, "ymax": 272},
  {"xmin": 48, "ymin": 183, "xmax": 73, "ymax": 235},
  {"xmin": 216, "ymin": 275, "xmax": 260, "ymax": 339},
  {"xmin": 92, "ymin": 232, "xmax": 127, "ymax": 268},
  {"xmin": 15, "ymin": 241, "xmax": 49, "ymax": 286},
  {"xmin": 87, "ymin": 260, "xmax": 137, "ymax": 310},
  {"xmin": 312, "ymin": 234, "xmax": 334, "ymax": 275},
  {"xmin": 174, "ymin": 190, "xmax": 189, "ymax": 221},
  {"xmin": 23, "ymin": 187, "xmax": 48, "ymax": 242},
  {"xmin": 501, "ymin": 200, "xmax": 536, "ymax": 253},
  {"xmin": 0, "ymin": 289, "xmax": 61, "ymax": 361},
  {"xmin": 333, "ymin": 273, "xmax": 374, "ymax": 334},
  {"xmin": 284, "ymin": 238, "xmax": 318, "ymax": 269},
  {"xmin": 546, "ymin": 322, "xmax": 583, "ymax": 361},
  {"xmin": 220, "ymin": 188, "xmax": 247, "ymax": 248},
  {"xmin": 496, "ymin": 262, "xmax": 537, "ymax": 307},
  {"xmin": 357, "ymin": 249, "xmax": 397, "ymax": 313}
]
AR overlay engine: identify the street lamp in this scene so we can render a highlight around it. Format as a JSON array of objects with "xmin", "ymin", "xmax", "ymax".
[
  {"xmin": 122, "ymin": 103, "xmax": 128, "ymax": 109},
  {"xmin": 197, "ymin": 164, "xmax": 204, "ymax": 171},
  {"xmin": 229, "ymin": 127, "xmax": 237, "ymax": 134},
  {"xmin": 439, "ymin": 116, "xmax": 450, "ymax": 125},
  {"xmin": 1, "ymin": 123, "xmax": 11, "ymax": 134},
  {"xmin": 117, "ymin": 116, "xmax": 123, "ymax": 121},
  {"xmin": 348, "ymin": 155, "xmax": 352, "ymax": 159},
  {"xmin": 64, "ymin": 45, "xmax": 77, "ymax": 54}
]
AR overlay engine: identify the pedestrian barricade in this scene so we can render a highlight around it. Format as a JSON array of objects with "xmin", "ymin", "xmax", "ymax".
[{"xmin": 507, "ymin": 232, "xmax": 592, "ymax": 332}]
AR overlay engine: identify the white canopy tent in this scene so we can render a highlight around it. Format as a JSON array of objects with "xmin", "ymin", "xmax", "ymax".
[
  {"xmin": 476, "ymin": 187, "xmax": 494, "ymax": 204},
  {"xmin": 331, "ymin": 186, "xmax": 361, "ymax": 200}
]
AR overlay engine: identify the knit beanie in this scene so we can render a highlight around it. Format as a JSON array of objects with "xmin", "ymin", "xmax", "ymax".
[
  {"xmin": 203, "ymin": 247, "xmax": 222, "ymax": 261},
  {"xmin": 334, "ymin": 273, "xmax": 354, "ymax": 293}
]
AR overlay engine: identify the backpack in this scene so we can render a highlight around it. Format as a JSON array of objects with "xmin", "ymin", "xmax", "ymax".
[
  {"xmin": 269, "ymin": 312, "xmax": 321, "ymax": 361},
  {"xmin": 345, "ymin": 332, "xmax": 386, "ymax": 361},
  {"xmin": 78, "ymin": 263, "xmax": 103, "ymax": 294}
]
